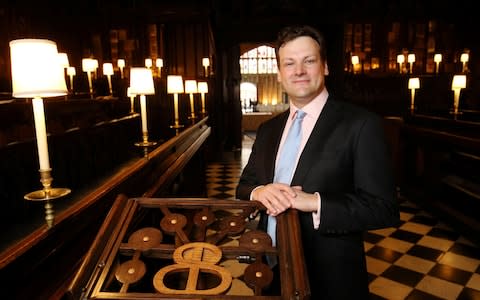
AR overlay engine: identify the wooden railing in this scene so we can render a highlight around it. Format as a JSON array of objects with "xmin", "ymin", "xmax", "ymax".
[{"xmin": 0, "ymin": 116, "xmax": 211, "ymax": 300}]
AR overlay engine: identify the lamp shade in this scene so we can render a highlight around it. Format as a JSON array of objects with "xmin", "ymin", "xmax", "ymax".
[
  {"xmin": 129, "ymin": 67, "xmax": 155, "ymax": 95},
  {"xmin": 198, "ymin": 82, "xmax": 208, "ymax": 93},
  {"xmin": 408, "ymin": 78, "xmax": 420, "ymax": 89},
  {"xmin": 145, "ymin": 58, "xmax": 153, "ymax": 68},
  {"xmin": 396, "ymin": 54, "xmax": 405, "ymax": 64},
  {"xmin": 351, "ymin": 55, "xmax": 359, "ymax": 65},
  {"xmin": 407, "ymin": 54, "xmax": 416, "ymax": 63},
  {"xmin": 117, "ymin": 59, "xmax": 125, "ymax": 68},
  {"xmin": 434, "ymin": 53, "xmax": 442, "ymax": 63},
  {"xmin": 103, "ymin": 63, "xmax": 114, "ymax": 76},
  {"xmin": 156, "ymin": 58, "xmax": 163, "ymax": 67},
  {"xmin": 202, "ymin": 57, "xmax": 210, "ymax": 67},
  {"xmin": 58, "ymin": 52, "xmax": 69, "ymax": 68},
  {"xmin": 451, "ymin": 75, "xmax": 467, "ymax": 89},
  {"xmin": 82, "ymin": 58, "xmax": 96, "ymax": 72},
  {"xmin": 127, "ymin": 87, "xmax": 136, "ymax": 97},
  {"xmin": 460, "ymin": 53, "xmax": 469, "ymax": 63},
  {"xmin": 10, "ymin": 39, "xmax": 67, "ymax": 98},
  {"xmin": 167, "ymin": 75, "xmax": 184, "ymax": 94},
  {"xmin": 103, "ymin": 63, "xmax": 113, "ymax": 75},
  {"xmin": 185, "ymin": 80, "xmax": 198, "ymax": 93},
  {"xmin": 67, "ymin": 66, "xmax": 76, "ymax": 76}
]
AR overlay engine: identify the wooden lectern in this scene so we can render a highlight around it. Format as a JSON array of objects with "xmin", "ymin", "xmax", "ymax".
[{"xmin": 66, "ymin": 196, "xmax": 310, "ymax": 299}]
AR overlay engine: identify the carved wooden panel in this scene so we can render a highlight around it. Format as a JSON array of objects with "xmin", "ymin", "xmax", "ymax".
[{"xmin": 71, "ymin": 197, "xmax": 309, "ymax": 299}]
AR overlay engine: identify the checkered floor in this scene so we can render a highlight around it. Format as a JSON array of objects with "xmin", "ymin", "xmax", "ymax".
[{"xmin": 206, "ymin": 134, "xmax": 480, "ymax": 300}]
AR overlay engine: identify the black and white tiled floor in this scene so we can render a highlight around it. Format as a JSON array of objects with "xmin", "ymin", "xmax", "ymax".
[{"xmin": 206, "ymin": 134, "xmax": 480, "ymax": 300}]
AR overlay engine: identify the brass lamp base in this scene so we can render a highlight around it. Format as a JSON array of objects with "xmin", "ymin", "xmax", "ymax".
[
  {"xmin": 134, "ymin": 141, "xmax": 157, "ymax": 147},
  {"xmin": 169, "ymin": 124, "xmax": 184, "ymax": 129},
  {"xmin": 24, "ymin": 169, "xmax": 71, "ymax": 228},
  {"xmin": 25, "ymin": 187, "xmax": 71, "ymax": 201}
]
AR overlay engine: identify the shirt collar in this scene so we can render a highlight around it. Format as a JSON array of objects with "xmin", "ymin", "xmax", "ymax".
[{"xmin": 289, "ymin": 88, "xmax": 329, "ymax": 120}]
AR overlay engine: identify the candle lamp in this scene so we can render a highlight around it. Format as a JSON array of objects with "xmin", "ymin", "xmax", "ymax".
[
  {"xmin": 66, "ymin": 66, "xmax": 76, "ymax": 93},
  {"xmin": 434, "ymin": 53, "xmax": 442, "ymax": 75},
  {"xmin": 127, "ymin": 87, "xmax": 136, "ymax": 114},
  {"xmin": 130, "ymin": 67, "xmax": 157, "ymax": 150},
  {"xmin": 82, "ymin": 58, "xmax": 96, "ymax": 98},
  {"xmin": 451, "ymin": 74, "xmax": 466, "ymax": 115},
  {"xmin": 202, "ymin": 57, "xmax": 210, "ymax": 77},
  {"xmin": 407, "ymin": 54, "xmax": 415, "ymax": 74},
  {"xmin": 156, "ymin": 58, "xmax": 163, "ymax": 77},
  {"xmin": 167, "ymin": 75, "xmax": 184, "ymax": 129},
  {"xmin": 408, "ymin": 77, "xmax": 420, "ymax": 113},
  {"xmin": 103, "ymin": 63, "xmax": 114, "ymax": 95},
  {"xmin": 10, "ymin": 39, "xmax": 71, "ymax": 228},
  {"xmin": 145, "ymin": 58, "xmax": 153, "ymax": 69},
  {"xmin": 397, "ymin": 54, "xmax": 405, "ymax": 74},
  {"xmin": 197, "ymin": 81, "xmax": 208, "ymax": 115},
  {"xmin": 460, "ymin": 53, "xmax": 469, "ymax": 73},
  {"xmin": 184, "ymin": 80, "xmax": 198, "ymax": 120},
  {"xmin": 117, "ymin": 59, "xmax": 125, "ymax": 79},
  {"xmin": 351, "ymin": 55, "xmax": 360, "ymax": 74}
]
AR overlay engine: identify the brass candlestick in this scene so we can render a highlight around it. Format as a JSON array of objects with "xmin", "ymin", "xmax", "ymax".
[
  {"xmin": 135, "ymin": 132, "xmax": 157, "ymax": 157},
  {"xmin": 24, "ymin": 169, "xmax": 71, "ymax": 228}
]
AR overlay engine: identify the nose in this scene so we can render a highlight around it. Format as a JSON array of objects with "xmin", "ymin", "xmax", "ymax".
[{"xmin": 294, "ymin": 63, "xmax": 306, "ymax": 76}]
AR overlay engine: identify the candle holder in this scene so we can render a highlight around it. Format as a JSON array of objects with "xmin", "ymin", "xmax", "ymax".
[
  {"xmin": 167, "ymin": 75, "xmax": 185, "ymax": 130},
  {"xmin": 198, "ymin": 81, "xmax": 208, "ymax": 115},
  {"xmin": 130, "ymin": 67, "xmax": 157, "ymax": 153},
  {"xmin": 118, "ymin": 59, "xmax": 125, "ymax": 79},
  {"xmin": 10, "ymin": 38, "xmax": 71, "ymax": 228},
  {"xmin": 202, "ymin": 57, "xmax": 210, "ymax": 77},
  {"xmin": 408, "ymin": 77, "xmax": 420, "ymax": 114},
  {"xmin": 103, "ymin": 63, "xmax": 114, "ymax": 95},
  {"xmin": 185, "ymin": 80, "xmax": 198, "ymax": 120},
  {"xmin": 450, "ymin": 75, "xmax": 466, "ymax": 116},
  {"xmin": 25, "ymin": 169, "xmax": 71, "ymax": 228}
]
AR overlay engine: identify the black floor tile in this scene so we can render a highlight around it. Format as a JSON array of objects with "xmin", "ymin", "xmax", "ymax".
[
  {"xmin": 427, "ymin": 227, "xmax": 460, "ymax": 241},
  {"xmin": 457, "ymin": 287, "xmax": 480, "ymax": 300},
  {"xmin": 406, "ymin": 244, "xmax": 443, "ymax": 261},
  {"xmin": 405, "ymin": 289, "xmax": 444, "ymax": 300},
  {"xmin": 390, "ymin": 229, "xmax": 423, "ymax": 243},
  {"xmin": 382, "ymin": 265, "xmax": 424, "ymax": 286},
  {"xmin": 428, "ymin": 264, "xmax": 473, "ymax": 285},
  {"xmin": 366, "ymin": 245, "xmax": 403, "ymax": 263}
]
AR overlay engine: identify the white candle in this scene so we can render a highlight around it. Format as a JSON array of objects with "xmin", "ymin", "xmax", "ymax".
[
  {"xmin": 32, "ymin": 97, "xmax": 50, "ymax": 170},
  {"xmin": 189, "ymin": 93, "xmax": 195, "ymax": 116},
  {"xmin": 140, "ymin": 95, "xmax": 148, "ymax": 133},
  {"xmin": 174, "ymin": 93, "xmax": 180, "ymax": 123},
  {"xmin": 201, "ymin": 93, "xmax": 206, "ymax": 113}
]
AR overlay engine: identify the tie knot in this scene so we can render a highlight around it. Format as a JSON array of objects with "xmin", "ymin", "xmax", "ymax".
[{"xmin": 295, "ymin": 110, "xmax": 306, "ymax": 120}]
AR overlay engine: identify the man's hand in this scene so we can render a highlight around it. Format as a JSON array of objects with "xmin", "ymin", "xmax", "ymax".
[
  {"xmin": 251, "ymin": 183, "xmax": 297, "ymax": 216},
  {"xmin": 290, "ymin": 186, "xmax": 319, "ymax": 212}
]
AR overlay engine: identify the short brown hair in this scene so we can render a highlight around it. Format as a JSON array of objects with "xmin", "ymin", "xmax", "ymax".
[{"xmin": 275, "ymin": 25, "xmax": 326, "ymax": 62}]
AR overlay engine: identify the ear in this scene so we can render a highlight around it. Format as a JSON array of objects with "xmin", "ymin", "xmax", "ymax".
[{"xmin": 324, "ymin": 62, "xmax": 329, "ymax": 76}]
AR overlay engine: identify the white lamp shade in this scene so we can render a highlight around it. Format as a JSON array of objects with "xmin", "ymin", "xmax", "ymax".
[
  {"xmin": 407, "ymin": 54, "xmax": 416, "ymax": 63},
  {"xmin": 408, "ymin": 77, "xmax": 420, "ymax": 89},
  {"xmin": 117, "ymin": 59, "xmax": 125, "ymax": 68},
  {"xmin": 451, "ymin": 75, "xmax": 467, "ymax": 89},
  {"xmin": 93, "ymin": 59, "xmax": 99, "ymax": 70},
  {"xmin": 198, "ymin": 82, "xmax": 208, "ymax": 94},
  {"xmin": 145, "ymin": 58, "xmax": 153, "ymax": 68},
  {"xmin": 129, "ymin": 67, "xmax": 155, "ymax": 95},
  {"xmin": 434, "ymin": 53, "xmax": 442, "ymax": 63},
  {"xmin": 396, "ymin": 54, "xmax": 405, "ymax": 64},
  {"xmin": 58, "ymin": 52, "xmax": 69, "ymax": 68},
  {"xmin": 156, "ymin": 58, "xmax": 163, "ymax": 67},
  {"xmin": 167, "ymin": 75, "xmax": 184, "ymax": 94},
  {"xmin": 103, "ymin": 63, "xmax": 114, "ymax": 76},
  {"xmin": 67, "ymin": 66, "xmax": 76, "ymax": 76},
  {"xmin": 10, "ymin": 39, "xmax": 67, "ymax": 98},
  {"xmin": 127, "ymin": 86, "xmax": 136, "ymax": 97},
  {"xmin": 185, "ymin": 80, "xmax": 198, "ymax": 93},
  {"xmin": 351, "ymin": 55, "xmax": 359, "ymax": 65},
  {"xmin": 460, "ymin": 53, "xmax": 469, "ymax": 63},
  {"xmin": 82, "ymin": 58, "xmax": 96, "ymax": 72},
  {"xmin": 202, "ymin": 57, "xmax": 210, "ymax": 67}
]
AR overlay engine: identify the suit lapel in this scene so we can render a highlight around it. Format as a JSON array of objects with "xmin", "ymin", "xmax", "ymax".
[{"xmin": 292, "ymin": 98, "xmax": 343, "ymax": 185}]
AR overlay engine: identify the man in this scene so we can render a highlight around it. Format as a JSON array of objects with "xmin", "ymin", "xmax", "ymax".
[{"xmin": 236, "ymin": 25, "xmax": 399, "ymax": 299}]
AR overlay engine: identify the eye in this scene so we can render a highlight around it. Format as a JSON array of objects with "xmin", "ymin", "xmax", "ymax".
[{"xmin": 305, "ymin": 59, "xmax": 316, "ymax": 65}]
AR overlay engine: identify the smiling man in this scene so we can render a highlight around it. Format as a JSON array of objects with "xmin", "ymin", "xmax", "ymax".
[{"xmin": 236, "ymin": 25, "xmax": 400, "ymax": 299}]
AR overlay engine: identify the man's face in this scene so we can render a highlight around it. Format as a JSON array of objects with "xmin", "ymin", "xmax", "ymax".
[{"xmin": 277, "ymin": 36, "xmax": 328, "ymax": 107}]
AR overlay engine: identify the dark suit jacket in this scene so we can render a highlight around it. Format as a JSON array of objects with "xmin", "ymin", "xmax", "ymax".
[{"xmin": 236, "ymin": 96, "xmax": 400, "ymax": 299}]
